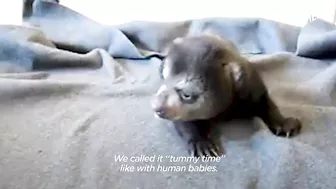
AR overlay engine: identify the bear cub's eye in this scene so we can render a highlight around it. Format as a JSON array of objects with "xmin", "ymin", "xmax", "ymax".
[
  {"xmin": 176, "ymin": 89, "xmax": 199, "ymax": 103},
  {"xmin": 181, "ymin": 92, "xmax": 192, "ymax": 100}
]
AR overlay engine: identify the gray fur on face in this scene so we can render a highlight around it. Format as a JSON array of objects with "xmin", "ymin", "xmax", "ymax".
[{"xmin": 151, "ymin": 35, "xmax": 241, "ymax": 121}]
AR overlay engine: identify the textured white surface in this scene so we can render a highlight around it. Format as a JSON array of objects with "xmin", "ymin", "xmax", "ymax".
[
  {"xmin": 60, "ymin": 0, "xmax": 336, "ymax": 26},
  {"xmin": 0, "ymin": 0, "xmax": 335, "ymax": 26}
]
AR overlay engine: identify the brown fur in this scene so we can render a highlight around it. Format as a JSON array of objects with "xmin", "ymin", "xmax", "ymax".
[{"xmin": 151, "ymin": 35, "xmax": 301, "ymax": 157}]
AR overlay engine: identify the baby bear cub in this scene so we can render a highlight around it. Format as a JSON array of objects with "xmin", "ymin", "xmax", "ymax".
[{"xmin": 151, "ymin": 35, "xmax": 301, "ymax": 157}]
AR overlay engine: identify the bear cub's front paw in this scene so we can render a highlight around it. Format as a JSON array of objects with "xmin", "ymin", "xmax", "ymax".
[
  {"xmin": 187, "ymin": 138, "xmax": 224, "ymax": 157},
  {"xmin": 270, "ymin": 117, "xmax": 302, "ymax": 138}
]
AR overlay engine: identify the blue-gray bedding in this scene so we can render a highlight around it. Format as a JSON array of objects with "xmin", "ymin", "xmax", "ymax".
[{"xmin": 1, "ymin": 0, "xmax": 336, "ymax": 189}]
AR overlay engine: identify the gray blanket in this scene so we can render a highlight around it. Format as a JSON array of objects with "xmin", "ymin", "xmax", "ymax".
[{"xmin": 1, "ymin": 0, "xmax": 336, "ymax": 188}]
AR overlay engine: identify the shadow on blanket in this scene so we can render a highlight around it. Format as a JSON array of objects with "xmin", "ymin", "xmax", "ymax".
[{"xmin": 0, "ymin": 0, "xmax": 336, "ymax": 189}]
